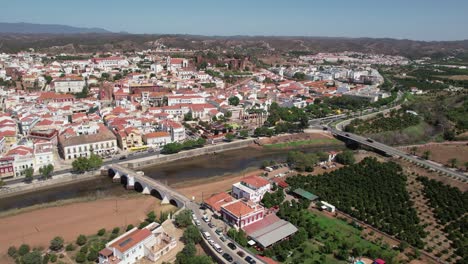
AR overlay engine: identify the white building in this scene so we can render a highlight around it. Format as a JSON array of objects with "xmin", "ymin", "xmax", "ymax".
[
  {"xmin": 167, "ymin": 95, "xmax": 206, "ymax": 106},
  {"xmin": 52, "ymin": 76, "xmax": 86, "ymax": 93},
  {"xmin": 5, "ymin": 145, "xmax": 35, "ymax": 177},
  {"xmin": 232, "ymin": 176, "xmax": 271, "ymax": 203},
  {"xmin": 92, "ymin": 57, "xmax": 129, "ymax": 70},
  {"xmin": 99, "ymin": 224, "xmax": 177, "ymax": 264},
  {"xmin": 143, "ymin": 131, "xmax": 172, "ymax": 148},
  {"xmin": 34, "ymin": 141, "xmax": 54, "ymax": 168}
]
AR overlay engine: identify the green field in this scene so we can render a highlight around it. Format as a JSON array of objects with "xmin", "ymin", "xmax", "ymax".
[{"xmin": 264, "ymin": 138, "xmax": 342, "ymax": 149}]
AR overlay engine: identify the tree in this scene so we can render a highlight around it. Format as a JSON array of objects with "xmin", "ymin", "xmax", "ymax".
[
  {"xmin": 146, "ymin": 211, "xmax": 156, "ymax": 222},
  {"xmin": 422, "ymin": 150, "xmax": 431, "ymax": 160},
  {"xmin": 239, "ymin": 130, "xmax": 249, "ymax": 138},
  {"xmin": 76, "ymin": 235, "xmax": 87, "ymax": 246},
  {"xmin": 183, "ymin": 112, "xmax": 193, "ymax": 121},
  {"xmin": 72, "ymin": 157, "xmax": 89, "ymax": 173},
  {"xmin": 88, "ymin": 154, "xmax": 103, "ymax": 170},
  {"xmin": 448, "ymin": 158, "xmax": 458, "ymax": 168},
  {"xmin": 139, "ymin": 221, "xmax": 149, "ymax": 229},
  {"xmin": 18, "ymin": 244, "xmax": 30, "ymax": 256},
  {"xmin": 97, "ymin": 228, "xmax": 106, "ymax": 236},
  {"xmin": 87, "ymin": 249, "xmax": 98, "ymax": 262},
  {"xmin": 183, "ymin": 225, "xmax": 201, "ymax": 244},
  {"xmin": 126, "ymin": 224, "xmax": 134, "ymax": 231},
  {"xmin": 335, "ymin": 150, "xmax": 355, "ymax": 165},
  {"xmin": 75, "ymin": 252, "xmax": 86, "ymax": 263},
  {"xmin": 22, "ymin": 251, "xmax": 42, "ymax": 264},
  {"xmin": 112, "ymin": 227, "xmax": 120, "ymax": 234},
  {"xmin": 293, "ymin": 72, "xmax": 306, "ymax": 80},
  {"xmin": 24, "ymin": 167, "xmax": 34, "ymax": 182},
  {"xmin": 50, "ymin": 236, "xmax": 64, "ymax": 251},
  {"xmin": 39, "ymin": 164, "xmax": 54, "ymax": 179},
  {"xmin": 174, "ymin": 210, "xmax": 192, "ymax": 228},
  {"xmin": 76, "ymin": 85, "xmax": 89, "ymax": 98},
  {"xmin": 225, "ymin": 111, "xmax": 232, "ymax": 118},
  {"xmin": 7, "ymin": 246, "xmax": 17, "ymax": 258},
  {"xmin": 228, "ymin": 96, "xmax": 240, "ymax": 106},
  {"xmin": 0, "ymin": 179, "xmax": 5, "ymax": 187},
  {"xmin": 225, "ymin": 133, "xmax": 235, "ymax": 142}
]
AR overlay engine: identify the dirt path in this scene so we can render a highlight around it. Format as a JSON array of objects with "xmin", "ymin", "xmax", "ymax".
[{"xmin": 0, "ymin": 196, "xmax": 175, "ymax": 262}]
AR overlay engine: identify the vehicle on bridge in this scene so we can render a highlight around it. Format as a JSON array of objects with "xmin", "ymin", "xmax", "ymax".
[{"xmin": 366, "ymin": 138, "xmax": 374, "ymax": 143}]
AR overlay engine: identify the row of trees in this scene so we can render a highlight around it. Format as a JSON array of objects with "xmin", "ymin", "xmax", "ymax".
[
  {"xmin": 261, "ymin": 188, "xmax": 285, "ymax": 208},
  {"xmin": 71, "ymin": 154, "xmax": 103, "ymax": 173},
  {"xmin": 286, "ymin": 157, "xmax": 427, "ymax": 248},
  {"xmin": 23, "ymin": 164, "xmax": 55, "ymax": 183},
  {"xmin": 345, "ymin": 110, "xmax": 420, "ymax": 134},
  {"xmin": 162, "ymin": 138, "xmax": 206, "ymax": 154}
]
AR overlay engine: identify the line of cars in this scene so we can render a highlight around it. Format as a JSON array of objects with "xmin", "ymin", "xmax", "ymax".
[{"xmin": 197, "ymin": 213, "xmax": 257, "ymax": 264}]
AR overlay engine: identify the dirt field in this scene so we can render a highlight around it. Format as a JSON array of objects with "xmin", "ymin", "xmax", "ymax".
[
  {"xmin": 400, "ymin": 142, "xmax": 468, "ymax": 171},
  {"xmin": 0, "ymin": 196, "xmax": 175, "ymax": 262}
]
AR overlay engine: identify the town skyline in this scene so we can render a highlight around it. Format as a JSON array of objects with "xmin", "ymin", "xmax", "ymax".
[{"xmin": 2, "ymin": 0, "xmax": 468, "ymax": 41}]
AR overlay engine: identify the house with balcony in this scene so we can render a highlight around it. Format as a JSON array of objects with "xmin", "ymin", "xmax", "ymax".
[{"xmin": 232, "ymin": 175, "xmax": 271, "ymax": 203}]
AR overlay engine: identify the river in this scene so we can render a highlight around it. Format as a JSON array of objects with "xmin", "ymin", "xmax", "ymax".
[{"xmin": 0, "ymin": 145, "xmax": 342, "ymax": 212}]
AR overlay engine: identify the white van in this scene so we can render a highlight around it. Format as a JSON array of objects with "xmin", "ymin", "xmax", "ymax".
[
  {"xmin": 213, "ymin": 243, "xmax": 223, "ymax": 253},
  {"xmin": 203, "ymin": 231, "xmax": 211, "ymax": 240}
]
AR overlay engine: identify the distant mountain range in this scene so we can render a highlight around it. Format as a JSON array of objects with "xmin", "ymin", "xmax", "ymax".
[{"xmin": 0, "ymin": 22, "xmax": 111, "ymax": 34}]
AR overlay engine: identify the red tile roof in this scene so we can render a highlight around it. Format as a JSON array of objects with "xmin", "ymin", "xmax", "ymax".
[
  {"xmin": 109, "ymin": 228, "xmax": 152, "ymax": 253},
  {"xmin": 242, "ymin": 176, "xmax": 270, "ymax": 189},
  {"xmin": 222, "ymin": 200, "xmax": 255, "ymax": 218},
  {"xmin": 204, "ymin": 192, "xmax": 233, "ymax": 212}
]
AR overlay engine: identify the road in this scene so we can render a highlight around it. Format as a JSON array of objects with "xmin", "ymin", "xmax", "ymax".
[
  {"xmin": 186, "ymin": 202, "xmax": 263, "ymax": 264},
  {"xmin": 329, "ymin": 128, "xmax": 468, "ymax": 181}
]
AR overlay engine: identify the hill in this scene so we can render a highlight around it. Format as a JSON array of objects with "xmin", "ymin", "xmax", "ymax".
[
  {"xmin": 0, "ymin": 32, "xmax": 467, "ymax": 58},
  {"xmin": 0, "ymin": 22, "xmax": 110, "ymax": 34}
]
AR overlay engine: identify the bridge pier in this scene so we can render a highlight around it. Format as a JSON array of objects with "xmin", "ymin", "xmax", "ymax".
[
  {"xmin": 142, "ymin": 186, "xmax": 151, "ymax": 195},
  {"xmin": 112, "ymin": 172, "xmax": 121, "ymax": 182},
  {"xmin": 126, "ymin": 176, "xmax": 135, "ymax": 190},
  {"xmin": 161, "ymin": 195, "xmax": 170, "ymax": 205}
]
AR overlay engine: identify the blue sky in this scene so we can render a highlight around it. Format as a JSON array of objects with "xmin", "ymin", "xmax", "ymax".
[{"xmin": 2, "ymin": 0, "xmax": 468, "ymax": 41}]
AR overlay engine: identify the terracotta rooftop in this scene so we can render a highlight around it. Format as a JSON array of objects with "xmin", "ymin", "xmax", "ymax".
[
  {"xmin": 242, "ymin": 175, "xmax": 270, "ymax": 189},
  {"xmin": 109, "ymin": 228, "xmax": 152, "ymax": 253},
  {"xmin": 222, "ymin": 200, "xmax": 255, "ymax": 218},
  {"xmin": 204, "ymin": 192, "xmax": 233, "ymax": 213}
]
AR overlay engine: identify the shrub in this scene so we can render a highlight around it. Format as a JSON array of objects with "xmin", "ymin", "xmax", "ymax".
[
  {"xmin": 75, "ymin": 252, "xmax": 86, "ymax": 263},
  {"xmin": 112, "ymin": 227, "xmax": 120, "ymax": 234},
  {"xmin": 138, "ymin": 221, "xmax": 149, "ymax": 229},
  {"xmin": 18, "ymin": 244, "xmax": 30, "ymax": 256},
  {"xmin": 97, "ymin": 228, "xmax": 106, "ymax": 236},
  {"xmin": 65, "ymin": 244, "xmax": 75, "ymax": 251},
  {"xmin": 87, "ymin": 249, "xmax": 98, "ymax": 262},
  {"xmin": 76, "ymin": 235, "xmax": 87, "ymax": 246},
  {"xmin": 50, "ymin": 254, "xmax": 58, "ymax": 263},
  {"xmin": 126, "ymin": 224, "xmax": 134, "ymax": 231},
  {"xmin": 49, "ymin": 236, "xmax": 64, "ymax": 251},
  {"xmin": 7, "ymin": 246, "xmax": 17, "ymax": 258}
]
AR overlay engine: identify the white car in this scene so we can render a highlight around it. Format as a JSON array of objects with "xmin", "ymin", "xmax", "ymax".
[{"xmin": 195, "ymin": 220, "xmax": 201, "ymax": 226}]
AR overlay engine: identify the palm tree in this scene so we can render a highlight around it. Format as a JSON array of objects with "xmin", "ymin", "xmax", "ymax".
[{"xmin": 448, "ymin": 158, "xmax": 458, "ymax": 168}]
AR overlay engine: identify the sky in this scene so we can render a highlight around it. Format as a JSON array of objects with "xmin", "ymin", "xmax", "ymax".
[{"xmin": 2, "ymin": 0, "xmax": 468, "ymax": 41}]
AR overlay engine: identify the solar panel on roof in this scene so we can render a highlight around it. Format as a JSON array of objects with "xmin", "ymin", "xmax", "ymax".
[{"xmin": 119, "ymin": 238, "xmax": 133, "ymax": 247}]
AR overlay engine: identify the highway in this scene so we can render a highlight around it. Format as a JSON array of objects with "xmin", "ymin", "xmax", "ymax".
[{"xmin": 329, "ymin": 127, "xmax": 468, "ymax": 181}]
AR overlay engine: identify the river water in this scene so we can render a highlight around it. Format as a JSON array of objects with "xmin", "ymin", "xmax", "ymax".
[{"xmin": 0, "ymin": 145, "xmax": 342, "ymax": 212}]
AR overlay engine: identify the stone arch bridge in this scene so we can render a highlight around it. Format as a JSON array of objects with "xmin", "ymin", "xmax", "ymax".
[{"xmin": 105, "ymin": 164, "xmax": 189, "ymax": 208}]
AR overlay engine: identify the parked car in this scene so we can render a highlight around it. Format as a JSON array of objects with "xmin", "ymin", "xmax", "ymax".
[
  {"xmin": 227, "ymin": 242, "xmax": 237, "ymax": 250},
  {"xmin": 213, "ymin": 243, "xmax": 223, "ymax": 253},
  {"xmin": 222, "ymin": 253, "xmax": 233, "ymax": 262},
  {"xmin": 208, "ymin": 222, "xmax": 215, "ymax": 228},
  {"xmin": 237, "ymin": 251, "xmax": 245, "ymax": 257},
  {"xmin": 119, "ymin": 156, "xmax": 127, "ymax": 160},
  {"xmin": 219, "ymin": 236, "xmax": 226, "ymax": 242},
  {"xmin": 195, "ymin": 220, "xmax": 201, "ymax": 226},
  {"xmin": 245, "ymin": 256, "xmax": 256, "ymax": 264},
  {"xmin": 215, "ymin": 228, "xmax": 223, "ymax": 235}
]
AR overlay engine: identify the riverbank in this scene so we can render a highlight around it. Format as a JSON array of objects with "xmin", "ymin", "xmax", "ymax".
[{"xmin": 0, "ymin": 196, "xmax": 175, "ymax": 259}]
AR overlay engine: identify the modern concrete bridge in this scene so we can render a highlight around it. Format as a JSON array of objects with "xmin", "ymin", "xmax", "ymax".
[{"xmin": 106, "ymin": 164, "xmax": 189, "ymax": 208}]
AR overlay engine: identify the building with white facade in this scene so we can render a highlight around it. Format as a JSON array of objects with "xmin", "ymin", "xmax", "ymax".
[
  {"xmin": 52, "ymin": 76, "xmax": 86, "ymax": 93},
  {"xmin": 232, "ymin": 176, "xmax": 271, "ymax": 203},
  {"xmin": 34, "ymin": 140, "xmax": 54, "ymax": 168},
  {"xmin": 143, "ymin": 131, "xmax": 172, "ymax": 148},
  {"xmin": 59, "ymin": 124, "xmax": 118, "ymax": 160},
  {"xmin": 99, "ymin": 223, "xmax": 177, "ymax": 264}
]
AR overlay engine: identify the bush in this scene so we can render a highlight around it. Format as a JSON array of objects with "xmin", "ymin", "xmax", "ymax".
[
  {"xmin": 174, "ymin": 210, "xmax": 192, "ymax": 228},
  {"xmin": 50, "ymin": 254, "xmax": 58, "ymax": 263},
  {"xmin": 126, "ymin": 224, "xmax": 134, "ymax": 231},
  {"xmin": 97, "ymin": 228, "xmax": 106, "ymax": 236},
  {"xmin": 49, "ymin": 236, "xmax": 64, "ymax": 251},
  {"xmin": 65, "ymin": 244, "xmax": 75, "ymax": 251},
  {"xmin": 80, "ymin": 245, "xmax": 88, "ymax": 254},
  {"xmin": 22, "ymin": 251, "xmax": 42, "ymax": 264},
  {"xmin": 75, "ymin": 252, "xmax": 86, "ymax": 263},
  {"xmin": 7, "ymin": 246, "xmax": 17, "ymax": 258},
  {"xmin": 112, "ymin": 227, "xmax": 120, "ymax": 234},
  {"xmin": 42, "ymin": 254, "xmax": 50, "ymax": 264},
  {"xmin": 18, "ymin": 244, "xmax": 30, "ymax": 256},
  {"xmin": 87, "ymin": 249, "xmax": 98, "ymax": 261},
  {"xmin": 76, "ymin": 235, "xmax": 87, "ymax": 246},
  {"xmin": 139, "ymin": 221, "xmax": 149, "ymax": 229}
]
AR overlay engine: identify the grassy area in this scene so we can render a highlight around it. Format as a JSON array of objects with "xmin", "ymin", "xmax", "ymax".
[
  {"xmin": 264, "ymin": 138, "xmax": 341, "ymax": 149},
  {"xmin": 284, "ymin": 210, "xmax": 398, "ymax": 263}
]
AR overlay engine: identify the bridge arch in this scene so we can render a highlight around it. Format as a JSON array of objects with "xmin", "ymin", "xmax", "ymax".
[
  {"xmin": 120, "ymin": 175, "xmax": 128, "ymax": 186},
  {"xmin": 170, "ymin": 198, "xmax": 183, "ymax": 208},
  {"xmin": 134, "ymin": 182, "xmax": 144, "ymax": 193},
  {"xmin": 108, "ymin": 168, "xmax": 116, "ymax": 178},
  {"xmin": 150, "ymin": 189, "xmax": 163, "ymax": 200}
]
